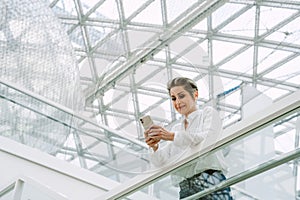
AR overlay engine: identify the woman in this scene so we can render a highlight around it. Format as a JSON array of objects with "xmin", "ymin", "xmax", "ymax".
[{"xmin": 144, "ymin": 77, "xmax": 232, "ymax": 199}]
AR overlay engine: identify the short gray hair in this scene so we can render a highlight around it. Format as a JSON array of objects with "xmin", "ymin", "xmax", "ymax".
[{"xmin": 167, "ymin": 77, "xmax": 198, "ymax": 98}]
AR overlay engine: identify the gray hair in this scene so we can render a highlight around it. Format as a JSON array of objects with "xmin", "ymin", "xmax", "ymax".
[{"xmin": 167, "ymin": 77, "xmax": 198, "ymax": 98}]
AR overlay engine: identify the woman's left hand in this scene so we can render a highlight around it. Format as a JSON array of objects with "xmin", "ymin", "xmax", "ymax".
[{"xmin": 148, "ymin": 125, "xmax": 174, "ymax": 141}]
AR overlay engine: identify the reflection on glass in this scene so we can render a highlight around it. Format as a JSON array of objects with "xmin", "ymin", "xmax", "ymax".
[
  {"xmin": 0, "ymin": 81, "xmax": 152, "ymax": 183},
  {"xmin": 0, "ymin": 0, "xmax": 83, "ymax": 154},
  {"xmin": 117, "ymin": 108, "xmax": 299, "ymax": 199}
]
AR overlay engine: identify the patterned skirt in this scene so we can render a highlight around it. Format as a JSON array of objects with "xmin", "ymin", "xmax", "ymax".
[{"xmin": 179, "ymin": 170, "xmax": 233, "ymax": 199}]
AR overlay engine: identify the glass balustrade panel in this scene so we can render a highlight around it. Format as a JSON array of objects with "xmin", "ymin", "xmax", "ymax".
[{"xmin": 116, "ymin": 109, "xmax": 299, "ymax": 199}]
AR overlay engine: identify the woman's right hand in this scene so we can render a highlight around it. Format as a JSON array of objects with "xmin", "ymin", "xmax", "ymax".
[{"xmin": 144, "ymin": 128, "xmax": 159, "ymax": 151}]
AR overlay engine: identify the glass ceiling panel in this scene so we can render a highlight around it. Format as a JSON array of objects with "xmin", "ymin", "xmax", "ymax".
[
  {"xmin": 92, "ymin": 0, "xmax": 119, "ymax": 20},
  {"xmin": 259, "ymin": 6, "xmax": 297, "ymax": 36},
  {"xmin": 288, "ymin": 75, "xmax": 300, "ymax": 85},
  {"xmin": 192, "ymin": 17, "xmax": 207, "ymax": 30},
  {"xmin": 256, "ymin": 47, "xmax": 292, "ymax": 74},
  {"xmin": 166, "ymin": 0, "xmax": 199, "ymax": 23},
  {"xmin": 265, "ymin": 16, "xmax": 300, "ymax": 45},
  {"xmin": 264, "ymin": 56, "xmax": 300, "ymax": 80},
  {"xmin": 131, "ymin": 0, "xmax": 163, "ymax": 25},
  {"xmin": 219, "ymin": 47, "xmax": 254, "ymax": 75},
  {"xmin": 212, "ymin": 2, "xmax": 247, "ymax": 29},
  {"xmin": 212, "ymin": 40, "xmax": 245, "ymax": 64},
  {"xmin": 122, "ymin": 0, "xmax": 146, "ymax": 19},
  {"xmin": 220, "ymin": 7, "xmax": 256, "ymax": 37},
  {"xmin": 127, "ymin": 30, "xmax": 157, "ymax": 52}
]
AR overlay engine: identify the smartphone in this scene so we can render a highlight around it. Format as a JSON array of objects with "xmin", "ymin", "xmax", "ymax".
[{"xmin": 139, "ymin": 115, "xmax": 154, "ymax": 130}]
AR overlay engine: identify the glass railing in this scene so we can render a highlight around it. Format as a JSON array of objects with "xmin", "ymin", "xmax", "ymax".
[
  {"xmin": 1, "ymin": 76, "xmax": 300, "ymax": 199},
  {"xmin": 97, "ymin": 90, "xmax": 300, "ymax": 200},
  {"xmin": 0, "ymin": 79, "xmax": 150, "ymax": 184}
]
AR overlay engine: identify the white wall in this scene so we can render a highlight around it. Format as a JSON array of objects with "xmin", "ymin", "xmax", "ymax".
[{"xmin": 0, "ymin": 136, "xmax": 118, "ymax": 200}]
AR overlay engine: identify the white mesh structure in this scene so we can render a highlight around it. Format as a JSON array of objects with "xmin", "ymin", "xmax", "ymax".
[{"xmin": 0, "ymin": 0, "xmax": 83, "ymax": 153}]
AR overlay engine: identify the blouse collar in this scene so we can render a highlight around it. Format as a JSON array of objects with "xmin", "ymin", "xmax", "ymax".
[{"xmin": 182, "ymin": 109, "xmax": 201, "ymax": 123}]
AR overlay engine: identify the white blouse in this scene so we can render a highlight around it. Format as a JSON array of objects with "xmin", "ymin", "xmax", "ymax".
[{"xmin": 150, "ymin": 106, "xmax": 228, "ymax": 185}]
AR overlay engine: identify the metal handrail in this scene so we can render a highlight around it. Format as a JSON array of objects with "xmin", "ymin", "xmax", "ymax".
[{"xmin": 0, "ymin": 78, "xmax": 147, "ymax": 149}]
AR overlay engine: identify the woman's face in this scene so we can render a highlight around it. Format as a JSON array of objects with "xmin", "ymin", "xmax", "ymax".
[{"xmin": 170, "ymin": 86, "xmax": 198, "ymax": 117}]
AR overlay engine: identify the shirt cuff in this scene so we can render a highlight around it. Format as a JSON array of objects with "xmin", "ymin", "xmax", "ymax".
[
  {"xmin": 148, "ymin": 144, "xmax": 159, "ymax": 153},
  {"xmin": 173, "ymin": 131, "xmax": 182, "ymax": 146}
]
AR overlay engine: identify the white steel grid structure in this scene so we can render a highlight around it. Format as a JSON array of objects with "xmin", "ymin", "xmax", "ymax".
[
  {"xmin": 49, "ymin": 0, "xmax": 300, "ymax": 127},
  {"xmin": 48, "ymin": 0, "xmax": 300, "ymax": 197},
  {"xmin": 49, "ymin": 0, "xmax": 299, "ymax": 163}
]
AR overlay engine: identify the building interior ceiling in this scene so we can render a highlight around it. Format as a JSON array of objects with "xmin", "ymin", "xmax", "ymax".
[{"xmin": 45, "ymin": 0, "xmax": 300, "ymax": 185}]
